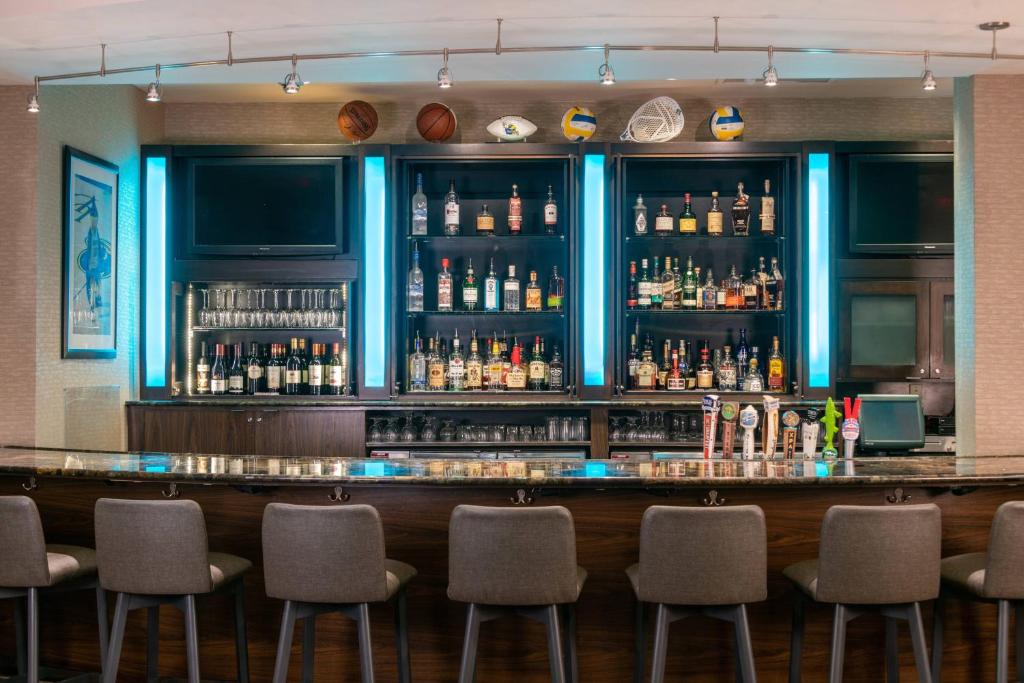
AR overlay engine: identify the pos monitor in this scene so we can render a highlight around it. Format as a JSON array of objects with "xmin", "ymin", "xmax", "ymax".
[{"xmin": 857, "ymin": 394, "xmax": 926, "ymax": 454}]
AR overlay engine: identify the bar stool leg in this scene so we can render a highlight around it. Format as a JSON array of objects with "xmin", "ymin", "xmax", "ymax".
[
  {"xmin": 146, "ymin": 605, "xmax": 160, "ymax": 683},
  {"xmin": 94, "ymin": 586, "xmax": 108, "ymax": 678},
  {"xmin": 828, "ymin": 604, "xmax": 848, "ymax": 683},
  {"xmin": 999, "ymin": 600, "xmax": 1012, "ymax": 683},
  {"xmin": 931, "ymin": 596, "xmax": 944, "ymax": 682},
  {"xmin": 301, "ymin": 614, "xmax": 315, "ymax": 683},
  {"xmin": 272, "ymin": 601, "xmax": 297, "ymax": 683},
  {"xmin": 458, "ymin": 604, "xmax": 482, "ymax": 683},
  {"xmin": 650, "ymin": 604, "xmax": 671, "ymax": 683},
  {"xmin": 886, "ymin": 618, "xmax": 900, "ymax": 683},
  {"xmin": 182, "ymin": 594, "xmax": 201, "ymax": 683},
  {"xmin": 395, "ymin": 587, "xmax": 411, "ymax": 683},
  {"xmin": 26, "ymin": 587, "xmax": 38, "ymax": 683},
  {"xmin": 14, "ymin": 595, "xmax": 27, "ymax": 676},
  {"xmin": 734, "ymin": 604, "xmax": 757, "ymax": 683},
  {"xmin": 633, "ymin": 600, "xmax": 646, "ymax": 683},
  {"xmin": 233, "ymin": 581, "xmax": 250, "ymax": 683},
  {"xmin": 542, "ymin": 604, "xmax": 566, "ymax": 683},
  {"xmin": 788, "ymin": 593, "xmax": 805, "ymax": 683},
  {"xmin": 562, "ymin": 604, "xmax": 578, "ymax": 683},
  {"xmin": 104, "ymin": 593, "xmax": 129, "ymax": 683},
  {"xmin": 1015, "ymin": 602, "xmax": 1023, "ymax": 683},
  {"xmin": 356, "ymin": 602, "xmax": 375, "ymax": 683},
  {"xmin": 906, "ymin": 602, "xmax": 932, "ymax": 683}
]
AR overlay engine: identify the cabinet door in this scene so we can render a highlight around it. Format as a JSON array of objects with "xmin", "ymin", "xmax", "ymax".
[
  {"xmin": 838, "ymin": 280, "xmax": 929, "ymax": 381},
  {"xmin": 251, "ymin": 409, "xmax": 364, "ymax": 458},
  {"xmin": 929, "ymin": 280, "xmax": 954, "ymax": 380},
  {"xmin": 131, "ymin": 407, "xmax": 252, "ymax": 455}
]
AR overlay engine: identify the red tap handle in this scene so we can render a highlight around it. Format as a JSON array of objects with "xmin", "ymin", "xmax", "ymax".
[{"xmin": 844, "ymin": 397, "xmax": 861, "ymax": 420}]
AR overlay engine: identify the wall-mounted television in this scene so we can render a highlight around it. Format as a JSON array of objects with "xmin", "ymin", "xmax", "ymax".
[
  {"xmin": 848, "ymin": 153, "xmax": 953, "ymax": 255},
  {"xmin": 185, "ymin": 157, "xmax": 344, "ymax": 256}
]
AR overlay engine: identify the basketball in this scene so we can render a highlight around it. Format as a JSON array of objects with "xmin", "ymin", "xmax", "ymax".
[
  {"xmin": 416, "ymin": 102, "xmax": 457, "ymax": 142},
  {"xmin": 337, "ymin": 100, "xmax": 378, "ymax": 142}
]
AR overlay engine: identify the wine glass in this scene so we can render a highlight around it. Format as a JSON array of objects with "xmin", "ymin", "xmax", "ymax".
[
  {"xmin": 198, "ymin": 289, "xmax": 211, "ymax": 327},
  {"xmin": 368, "ymin": 418, "xmax": 383, "ymax": 443},
  {"xmin": 271, "ymin": 289, "xmax": 284, "ymax": 328}
]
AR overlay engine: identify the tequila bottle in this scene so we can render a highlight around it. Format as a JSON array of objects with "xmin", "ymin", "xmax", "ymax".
[
  {"xmin": 462, "ymin": 259, "xmax": 479, "ymax": 311},
  {"xmin": 678, "ymin": 192, "xmax": 697, "ymax": 234},
  {"xmin": 767, "ymin": 336, "xmax": 785, "ymax": 392},
  {"xmin": 437, "ymin": 258, "xmax": 453, "ymax": 311},
  {"xmin": 707, "ymin": 191, "xmax": 724, "ymax": 236},
  {"xmin": 407, "ymin": 242, "xmax": 424, "ymax": 312},
  {"xmin": 731, "ymin": 182, "xmax": 751, "ymax": 236},
  {"xmin": 633, "ymin": 194, "xmax": 648, "ymax": 235},
  {"xmin": 508, "ymin": 184, "xmax": 523, "ymax": 234},
  {"xmin": 476, "ymin": 203, "xmax": 494, "ymax": 235},
  {"xmin": 484, "ymin": 258, "xmax": 500, "ymax": 311},
  {"xmin": 759, "ymin": 179, "xmax": 775, "ymax": 235},
  {"xmin": 503, "ymin": 265, "xmax": 520, "ymax": 311},
  {"xmin": 655, "ymin": 204, "xmax": 673, "ymax": 233},
  {"xmin": 544, "ymin": 185, "xmax": 558, "ymax": 235},
  {"xmin": 411, "ymin": 172, "xmax": 428, "ymax": 235},
  {"xmin": 743, "ymin": 356, "xmax": 764, "ymax": 392},
  {"xmin": 443, "ymin": 179, "xmax": 460, "ymax": 236},
  {"xmin": 525, "ymin": 271, "xmax": 543, "ymax": 311},
  {"xmin": 547, "ymin": 266, "xmax": 565, "ymax": 311}
]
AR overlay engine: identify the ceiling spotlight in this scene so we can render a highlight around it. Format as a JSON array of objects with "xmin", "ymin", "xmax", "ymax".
[
  {"xmin": 26, "ymin": 78, "xmax": 39, "ymax": 113},
  {"xmin": 146, "ymin": 64, "xmax": 162, "ymax": 103},
  {"xmin": 280, "ymin": 54, "xmax": 305, "ymax": 95},
  {"xmin": 599, "ymin": 44, "xmax": 615, "ymax": 85},
  {"xmin": 921, "ymin": 51, "xmax": 936, "ymax": 91},
  {"xmin": 763, "ymin": 45, "xmax": 779, "ymax": 87},
  {"xmin": 437, "ymin": 48, "xmax": 452, "ymax": 89}
]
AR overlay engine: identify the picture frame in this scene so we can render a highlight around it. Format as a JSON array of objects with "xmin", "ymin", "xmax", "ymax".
[{"xmin": 62, "ymin": 146, "xmax": 119, "ymax": 359}]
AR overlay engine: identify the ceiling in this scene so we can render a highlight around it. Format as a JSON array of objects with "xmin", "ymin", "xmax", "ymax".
[{"xmin": 0, "ymin": 0, "xmax": 1021, "ymax": 96}]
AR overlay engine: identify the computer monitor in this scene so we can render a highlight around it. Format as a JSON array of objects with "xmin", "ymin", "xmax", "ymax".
[{"xmin": 858, "ymin": 394, "xmax": 925, "ymax": 454}]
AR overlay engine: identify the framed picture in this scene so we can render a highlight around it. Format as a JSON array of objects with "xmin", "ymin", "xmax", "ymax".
[{"xmin": 62, "ymin": 146, "xmax": 118, "ymax": 359}]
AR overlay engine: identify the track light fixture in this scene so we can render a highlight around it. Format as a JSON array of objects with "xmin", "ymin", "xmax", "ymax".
[
  {"xmin": 921, "ymin": 51, "xmax": 936, "ymax": 91},
  {"xmin": 280, "ymin": 54, "xmax": 305, "ymax": 94},
  {"xmin": 763, "ymin": 46, "xmax": 779, "ymax": 86},
  {"xmin": 437, "ymin": 48, "xmax": 452, "ymax": 88},
  {"xmin": 599, "ymin": 44, "xmax": 615, "ymax": 85},
  {"xmin": 146, "ymin": 64, "xmax": 162, "ymax": 102},
  {"xmin": 26, "ymin": 77, "xmax": 39, "ymax": 113}
]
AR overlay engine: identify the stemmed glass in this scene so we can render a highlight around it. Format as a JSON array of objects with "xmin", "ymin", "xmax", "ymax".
[
  {"xmin": 328, "ymin": 289, "xmax": 341, "ymax": 327},
  {"xmin": 198, "ymin": 289, "xmax": 211, "ymax": 327},
  {"xmin": 211, "ymin": 289, "xmax": 226, "ymax": 328},
  {"xmin": 271, "ymin": 289, "xmax": 284, "ymax": 328}
]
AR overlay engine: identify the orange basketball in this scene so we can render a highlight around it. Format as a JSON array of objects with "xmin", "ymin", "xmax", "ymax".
[
  {"xmin": 416, "ymin": 102, "xmax": 457, "ymax": 142},
  {"xmin": 337, "ymin": 100, "xmax": 378, "ymax": 142}
]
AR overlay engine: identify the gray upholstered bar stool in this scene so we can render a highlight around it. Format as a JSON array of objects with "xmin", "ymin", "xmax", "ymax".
[
  {"xmin": 932, "ymin": 501, "xmax": 1024, "ymax": 683},
  {"xmin": 448, "ymin": 504, "xmax": 586, "ymax": 683},
  {"xmin": 627, "ymin": 505, "xmax": 767, "ymax": 683},
  {"xmin": 262, "ymin": 503, "xmax": 416, "ymax": 683},
  {"xmin": 0, "ymin": 496, "xmax": 107, "ymax": 683},
  {"xmin": 94, "ymin": 498, "xmax": 252, "ymax": 683},
  {"xmin": 784, "ymin": 504, "xmax": 941, "ymax": 683}
]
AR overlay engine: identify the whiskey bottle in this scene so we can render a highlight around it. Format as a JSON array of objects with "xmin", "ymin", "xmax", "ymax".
[
  {"xmin": 449, "ymin": 331, "xmax": 466, "ymax": 391},
  {"xmin": 308, "ymin": 343, "xmax": 324, "ymax": 395},
  {"xmin": 466, "ymin": 332, "xmax": 483, "ymax": 391},
  {"xmin": 694, "ymin": 266, "xmax": 703, "ymax": 309},
  {"xmin": 681, "ymin": 256, "xmax": 697, "ymax": 310},
  {"xmin": 528, "ymin": 336, "xmax": 547, "ymax": 391},
  {"xmin": 525, "ymin": 271, "xmax": 543, "ymax": 311},
  {"xmin": 544, "ymin": 185, "xmax": 558, "ymax": 235},
  {"xmin": 658, "ymin": 339, "xmax": 672, "ymax": 389},
  {"xmin": 437, "ymin": 258, "xmax": 453, "ymax": 312},
  {"xmin": 673, "ymin": 259, "xmax": 683, "ymax": 308},
  {"xmin": 707, "ymin": 191, "xmax": 724, "ymax": 237},
  {"xmin": 626, "ymin": 261, "xmax": 639, "ymax": 309},
  {"xmin": 661, "ymin": 257, "xmax": 676, "ymax": 310},
  {"xmin": 476, "ymin": 204, "xmax": 494, "ymax": 235},
  {"xmin": 408, "ymin": 333, "xmax": 427, "ymax": 391},
  {"xmin": 506, "ymin": 345, "xmax": 527, "ymax": 390},
  {"xmin": 702, "ymin": 268, "xmax": 717, "ymax": 310},
  {"xmin": 195, "ymin": 340, "xmax": 211, "ymax": 394},
  {"xmin": 227, "ymin": 343, "xmax": 244, "ymax": 395},
  {"xmin": 637, "ymin": 258, "xmax": 652, "ymax": 309},
  {"xmin": 650, "ymin": 257, "xmax": 663, "ymax": 309},
  {"xmin": 725, "ymin": 266, "xmax": 743, "ymax": 309},
  {"xmin": 411, "ymin": 172, "xmax": 428, "ymax": 236},
  {"xmin": 285, "ymin": 339, "xmax": 302, "ymax": 395},
  {"xmin": 636, "ymin": 335, "xmax": 658, "ymax": 390},
  {"xmin": 759, "ymin": 179, "xmax": 775, "ymax": 235},
  {"xmin": 210, "ymin": 343, "xmax": 227, "ymax": 395},
  {"xmin": 731, "ymin": 182, "xmax": 751, "ymax": 236},
  {"xmin": 487, "ymin": 340, "xmax": 505, "ymax": 391},
  {"xmin": 756, "ymin": 256, "xmax": 772, "ymax": 310},
  {"xmin": 328, "ymin": 342, "xmax": 344, "ymax": 395},
  {"xmin": 246, "ymin": 342, "xmax": 263, "ymax": 394},
  {"xmin": 633, "ymin": 194, "xmax": 648, "ymax": 235},
  {"xmin": 508, "ymin": 184, "xmax": 523, "ymax": 234},
  {"xmin": 462, "ymin": 259, "xmax": 479, "ymax": 311},
  {"xmin": 427, "ymin": 336, "xmax": 446, "ymax": 391},
  {"xmin": 769, "ymin": 256, "xmax": 784, "ymax": 311},
  {"xmin": 678, "ymin": 193, "xmax": 697, "ymax": 234},
  {"xmin": 547, "ymin": 266, "xmax": 565, "ymax": 311},
  {"xmin": 503, "ymin": 265, "xmax": 520, "ymax": 311},
  {"xmin": 696, "ymin": 347, "xmax": 714, "ymax": 389},
  {"xmin": 718, "ymin": 345, "xmax": 738, "ymax": 391},
  {"xmin": 548, "ymin": 343, "xmax": 564, "ymax": 391},
  {"xmin": 767, "ymin": 336, "xmax": 785, "ymax": 392},
  {"xmin": 743, "ymin": 269, "xmax": 759, "ymax": 310},
  {"xmin": 407, "ymin": 241, "xmax": 424, "ymax": 312},
  {"xmin": 443, "ymin": 179, "xmax": 460, "ymax": 236},
  {"xmin": 655, "ymin": 204, "xmax": 673, "ymax": 234},
  {"xmin": 627, "ymin": 331, "xmax": 640, "ymax": 389},
  {"xmin": 484, "ymin": 259, "xmax": 500, "ymax": 312}
]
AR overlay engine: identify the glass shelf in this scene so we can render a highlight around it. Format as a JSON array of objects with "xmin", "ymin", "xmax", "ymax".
[
  {"xmin": 408, "ymin": 234, "xmax": 564, "ymax": 241},
  {"xmin": 625, "ymin": 234, "xmax": 782, "ymax": 242},
  {"xmin": 192, "ymin": 326, "xmax": 346, "ymax": 332},
  {"xmin": 407, "ymin": 310, "xmax": 565, "ymax": 317},
  {"xmin": 625, "ymin": 309, "xmax": 784, "ymax": 315}
]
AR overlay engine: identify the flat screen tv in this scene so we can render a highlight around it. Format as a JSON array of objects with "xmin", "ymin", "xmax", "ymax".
[
  {"xmin": 848, "ymin": 153, "xmax": 953, "ymax": 255},
  {"xmin": 186, "ymin": 157, "xmax": 344, "ymax": 256}
]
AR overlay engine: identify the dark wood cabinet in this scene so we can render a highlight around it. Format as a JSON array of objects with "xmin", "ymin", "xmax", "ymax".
[
  {"xmin": 928, "ymin": 280, "xmax": 955, "ymax": 380},
  {"xmin": 128, "ymin": 406, "xmax": 252, "ymax": 455},
  {"xmin": 248, "ymin": 408, "xmax": 364, "ymax": 457}
]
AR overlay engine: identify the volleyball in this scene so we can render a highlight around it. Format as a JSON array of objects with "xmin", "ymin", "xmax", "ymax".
[
  {"xmin": 710, "ymin": 106, "xmax": 745, "ymax": 141},
  {"xmin": 561, "ymin": 106, "xmax": 597, "ymax": 142}
]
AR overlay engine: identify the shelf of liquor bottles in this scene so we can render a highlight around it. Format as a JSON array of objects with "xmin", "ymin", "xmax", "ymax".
[{"xmin": 396, "ymin": 153, "xmax": 574, "ymax": 397}]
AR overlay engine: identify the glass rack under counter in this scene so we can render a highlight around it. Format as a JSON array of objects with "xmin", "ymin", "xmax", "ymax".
[{"xmin": 183, "ymin": 282, "xmax": 351, "ymax": 398}]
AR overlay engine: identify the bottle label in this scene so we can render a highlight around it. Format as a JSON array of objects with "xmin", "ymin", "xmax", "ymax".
[
  {"xmin": 488, "ymin": 363, "xmax": 504, "ymax": 389},
  {"xmin": 463, "ymin": 287, "xmax": 478, "ymax": 306},
  {"xmin": 309, "ymin": 366, "xmax": 323, "ymax": 386},
  {"xmin": 638, "ymin": 281, "xmax": 652, "ymax": 306},
  {"xmin": 247, "ymin": 365, "xmax": 262, "ymax": 379},
  {"xmin": 412, "ymin": 207, "xmax": 428, "ymax": 235},
  {"xmin": 549, "ymin": 366, "xmax": 563, "ymax": 390},
  {"xmin": 719, "ymin": 366, "xmax": 736, "ymax": 390},
  {"xmin": 707, "ymin": 212, "xmax": 724, "ymax": 234},
  {"xmin": 286, "ymin": 370, "xmax": 301, "ymax": 385},
  {"xmin": 637, "ymin": 364, "xmax": 656, "ymax": 389},
  {"xmin": 697, "ymin": 369, "xmax": 714, "ymax": 389},
  {"xmin": 745, "ymin": 377, "xmax": 763, "ymax": 392},
  {"xmin": 544, "ymin": 203, "xmax": 557, "ymax": 226},
  {"xmin": 485, "ymin": 280, "xmax": 498, "ymax": 310},
  {"xmin": 428, "ymin": 363, "xmax": 446, "ymax": 389},
  {"xmin": 476, "ymin": 214, "xmax": 494, "ymax": 232},
  {"xmin": 769, "ymin": 360, "xmax": 784, "ymax": 390},
  {"xmin": 510, "ymin": 197, "xmax": 523, "ymax": 231},
  {"xmin": 438, "ymin": 281, "xmax": 452, "ymax": 309},
  {"xmin": 504, "ymin": 286, "xmax": 519, "ymax": 311},
  {"xmin": 507, "ymin": 367, "xmax": 526, "ymax": 390},
  {"xmin": 329, "ymin": 366, "xmax": 344, "ymax": 387},
  {"xmin": 679, "ymin": 217, "xmax": 697, "ymax": 234},
  {"xmin": 526, "ymin": 288, "xmax": 542, "ymax": 310},
  {"xmin": 449, "ymin": 359, "xmax": 465, "ymax": 387},
  {"xmin": 466, "ymin": 361, "xmax": 483, "ymax": 389},
  {"xmin": 444, "ymin": 202, "xmax": 459, "ymax": 226},
  {"xmin": 667, "ymin": 375, "xmax": 686, "ymax": 391},
  {"xmin": 196, "ymin": 368, "xmax": 210, "ymax": 393},
  {"xmin": 267, "ymin": 368, "xmax": 281, "ymax": 390},
  {"xmin": 760, "ymin": 197, "xmax": 775, "ymax": 234},
  {"xmin": 229, "ymin": 375, "xmax": 243, "ymax": 391},
  {"xmin": 211, "ymin": 378, "xmax": 226, "ymax": 393},
  {"xmin": 529, "ymin": 360, "xmax": 546, "ymax": 381},
  {"xmin": 717, "ymin": 289, "xmax": 728, "ymax": 307},
  {"xmin": 635, "ymin": 212, "xmax": 647, "ymax": 234},
  {"xmin": 654, "ymin": 215, "xmax": 673, "ymax": 233},
  {"xmin": 547, "ymin": 293, "xmax": 563, "ymax": 309}
]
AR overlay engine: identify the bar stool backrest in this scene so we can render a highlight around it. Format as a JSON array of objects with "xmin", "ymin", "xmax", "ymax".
[
  {"xmin": 448, "ymin": 505, "xmax": 579, "ymax": 606},
  {"xmin": 95, "ymin": 498, "xmax": 212, "ymax": 595},
  {"xmin": 0, "ymin": 496, "xmax": 50, "ymax": 588},
  {"xmin": 262, "ymin": 503, "xmax": 390, "ymax": 603},
  {"xmin": 638, "ymin": 505, "xmax": 767, "ymax": 606},
  {"xmin": 817, "ymin": 503, "xmax": 941, "ymax": 605},
  {"xmin": 984, "ymin": 501, "xmax": 1024, "ymax": 598}
]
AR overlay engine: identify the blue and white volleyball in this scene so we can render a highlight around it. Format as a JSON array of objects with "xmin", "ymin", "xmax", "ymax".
[
  {"xmin": 710, "ymin": 106, "xmax": 745, "ymax": 141},
  {"xmin": 561, "ymin": 106, "xmax": 597, "ymax": 142}
]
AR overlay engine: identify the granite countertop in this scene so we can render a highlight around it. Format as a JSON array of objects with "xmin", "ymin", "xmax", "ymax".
[
  {"xmin": 128, "ymin": 397, "xmax": 825, "ymax": 409},
  {"xmin": 0, "ymin": 446, "xmax": 1022, "ymax": 488}
]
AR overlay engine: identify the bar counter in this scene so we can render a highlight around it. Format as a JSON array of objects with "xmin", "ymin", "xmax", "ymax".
[{"xmin": 1, "ymin": 446, "xmax": 1021, "ymax": 682}]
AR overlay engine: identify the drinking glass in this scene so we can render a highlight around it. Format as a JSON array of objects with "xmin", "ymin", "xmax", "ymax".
[
  {"xmin": 440, "ymin": 420, "xmax": 456, "ymax": 442},
  {"xmin": 420, "ymin": 418, "xmax": 438, "ymax": 442},
  {"xmin": 382, "ymin": 418, "xmax": 400, "ymax": 443},
  {"xmin": 547, "ymin": 416, "xmax": 560, "ymax": 441},
  {"xmin": 400, "ymin": 417, "xmax": 418, "ymax": 442},
  {"xmin": 271, "ymin": 289, "xmax": 284, "ymax": 328},
  {"xmin": 560, "ymin": 416, "xmax": 573, "ymax": 442},
  {"xmin": 328, "ymin": 289, "xmax": 342, "ymax": 327},
  {"xmin": 574, "ymin": 417, "xmax": 589, "ymax": 442},
  {"xmin": 368, "ymin": 418, "xmax": 383, "ymax": 443},
  {"xmin": 198, "ymin": 289, "xmax": 211, "ymax": 327}
]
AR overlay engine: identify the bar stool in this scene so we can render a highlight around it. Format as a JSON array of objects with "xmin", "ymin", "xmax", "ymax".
[
  {"xmin": 0, "ymin": 496, "xmax": 108, "ymax": 683},
  {"xmin": 627, "ymin": 505, "xmax": 767, "ymax": 683},
  {"xmin": 262, "ymin": 503, "xmax": 416, "ymax": 683},
  {"xmin": 932, "ymin": 501, "xmax": 1024, "ymax": 683},
  {"xmin": 94, "ymin": 498, "xmax": 251, "ymax": 683},
  {"xmin": 784, "ymin": 504, "xmax": 941, "ymax": 683},
  {"xmin": 448, "ymin": 504, "xmax": 586, "ymax": 683}
]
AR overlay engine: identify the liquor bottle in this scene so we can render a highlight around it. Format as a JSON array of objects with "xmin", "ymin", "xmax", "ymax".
[
  {"xmin": 626, "ymin": 261, "xmax": 639, "ymax": 309},
  {"xmin": 548, "ymin": 343, "xmax": 564, "ymax": 391},
  {"xmin": 408, "ymin": 333, "xmax": 427, "ymax": 391},
  {"xmin": 210, "ymin": 344, "xmax": 227, "ymax": 395},
  {"xmin": 759, "ymin": 179, "xmax": 775, "ymax": 235},
  {"xmin": 769, "ymin": 256, "xmax": 784, "ymax": 311},
  {"xmin": 476, "ymin": 204, "xmax": 494, "ymax": 236},
  {"xmin": 228, "ymin": 342, "xmax": 244, "ymax": 394},
  {"xmin": 298, "ymin": 338, "xmax": 310, "ymax": 390},
  {"xmin": 650, "ymin": 257, "xmax": 663, "ymax": 309},
  {"xmin": 767, "ymin": 336, "xmax": 785, "ymax": 392},
  {"xmin": 506, "ymin": 345, "xmax": 527, "ymax": 390},
  {"xmin": 655, "ymin": 204, "xmax": 673, "ymax": 234},
  {"xmin": 195, "ymin": 341, "xmax": 211, "ymax": 394},
  {"xmin": 743, "ymin": 269, "xmax": 760, "ymax": 310},
  {"xmin": 627, "ymin": 332, "xmax": 640, "ymax": 389},
  {"xmin": 678, "ymin": 193, "xmax": 697, "ymax": 234},
  {"xmin": 682, "ymin": 256, "xmax": 697, "ymax": 310},
  {"xmin": 636, "ymin": 335, "xmax": 658, "ymax": 390},
  {"xmin": 407, "ymin": 242, "xmax": 424, "ymax": 312},
  {"xmin": 658, "ymin": 339, "xmax": 672, "ymax": 389},
  {"xmin": 661, "ymin": 257, "xmax": 676, "ymax": 310},
  {"xmin": 544, "ymin": 185, "xmax": 558, "ymax": 235},
  {"xmin": 672, "ymin": 259, "xmax": 683, "ymax": 308},
  {"xmin": 702, "ymin": 268, "xmax": 717, "ymax": 310},
  {"xmin": 718, "ymin": 345, "xmax": 738, "ymax": 391},
  {"xmin": 525, "ymin": 271, "xmax": 543, "ymax": 311},
  {"xmin": 266, "ymin": 344, "xmax": 283, "ymax": 394},
  {"xmin": 637, "ymin": 258, "xmax": 652, "ymax": 309},
  {"xmin": 666, "ymin": 350, "xmax": 686, "ymax": 391},
  {"xmin": 487, "ymin": 340, "xmax": 505, "ymax": 391},
  {"xmin": 680, "ymin": 340, "xmax": 695, "ymax": 390},
  {"xmin": 528, "ymin": 336, "xmax": 546, "ymax": 391},
  {"xmin": 694, "ymin": 266, "xmax": 704, "ymax": 309},
  {"xmin": 633, "ymin": 194, "xmax": 648, "ymax": 235},
  {"xmin": 743, "ymin": 356, "xmax": 764, "ymax": 392},
  {"xmin": 484, "ymin": 258, "xmax": 500, "ymax": 311},
  {"xmin": 712, "ymin": 348, "xmax": 723, "ymax": 385},
  {"xmin": 508, "ymin": 184, "xmax": 523, "ymax": 234},
  {"xmin": 328, "ymin": 342, "xmax": 344, "ymax": 395},
  {"xmin": 449, "ymin": 331, "xmax": 466, "ymax": 391},
  {"xmin": 501, "ymin": 334, "xmax": 512, "ymax": 382},
  {"xmin": 731, "ymin": 182, "xmax": 751, "ymax": 236},
  {"xmin": 696, "ymin": 347, "xmax": 714, "ymax": 389},
  {"xmin": 246, "ymin": 342, "xmax": 263, "ymax": 394},
  {"xmin": 707, "ymin": 191, "xmax": 724, "ymax": 237},
  {"xmin": 427, "ymin": 336, "xmax": 446, "ymax": 391},
  {"xmin": 443, "ymin": 179, "xmax": 460, "ymax": 236},
  {"xmin": 725, "ymin": 266, "xmax": 743, "ymax": 309},
  {"xmin": 462, "ymin": 259, "xmax": 479, "ymax": 311},
  {"xmin": 715, "ymin": 272, "xmax": 728, "ymax": 309},
  {"xmin": 547, "ymin": 266, "xmax": 565, "ymax": 311},
  {"xmin": 285, "ymin": 339, "xmax": 302, "ymax": 395},
  {"xmin": 466, "ymin": 332, "xmax": 483, "ymax": 390},
  {"xmin": 503, "ymin": 265, "xmax": 520, "ymax": 311},
  {"xmin": 411, "ymin": 172, "xmax": 428, "ymax": 235},
  {"xmin": 756, "ymin": 256, "xmax": 771, "ymax": 310},
  {"xmin": 736, "ymin": 329, "xmax": 749, "ymax": 381},
  {"xmin": 437, "ymin": 258, "xmax": 453, "ymax": 312},
  {"xmin": 308, "ymin": 343, "xmax": 324, "ymax": 395}
]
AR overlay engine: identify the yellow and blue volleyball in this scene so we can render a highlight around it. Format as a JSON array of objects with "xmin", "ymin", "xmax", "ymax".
[
  {"xmin": 710, "ymin": 106, "xmax": 745, "ymax": 141},
  {"xmin": 561, "ymin": 106, "xmax": 597, "ymax": 142}
]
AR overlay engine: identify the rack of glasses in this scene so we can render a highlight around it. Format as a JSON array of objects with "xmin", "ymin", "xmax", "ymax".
[
  {"xmin": 365, "ymin": 409, "xmax": 590, "ymax": 450},
  {"xmin": 194, "ymin": 286, "xmax": 346, "ymax": 330}
]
